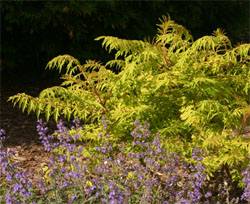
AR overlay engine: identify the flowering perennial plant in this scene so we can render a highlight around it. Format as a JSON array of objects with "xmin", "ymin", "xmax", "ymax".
[
  {"xmin": 0, "ymin": 118, "xmax": 249, "ymax": 203},
  {"xmin": 241, "ymin": 166, "xmax": 250, "ymax": 202}
]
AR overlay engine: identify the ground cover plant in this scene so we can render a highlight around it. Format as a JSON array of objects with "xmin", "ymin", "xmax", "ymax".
[
  {"xmin": 0, "ymin": 119, "xmax": 249, "ymax": 203},
  {"xmin": 5, "ymin": 15, "xmax": 250, "ymax": 203}
]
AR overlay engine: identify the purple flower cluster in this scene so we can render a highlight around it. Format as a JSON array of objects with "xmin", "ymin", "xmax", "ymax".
[
  {"xmin": 124, "ymin": 119, "xmax": 211, "ymax": 203},
  {"xmin": 0, "ymin": 129, "xmax": 34, "ymax": 204},
  {"xmin": 37, "ymin": 119, "xmax": 58, "ymax": 152},
  {"xmin": 241, "ymin": 166, "xmax": 250, "ymax": 202},
  {"xmin": 36, "ymin": 119, "xmax": 87, "ymax": 202}
]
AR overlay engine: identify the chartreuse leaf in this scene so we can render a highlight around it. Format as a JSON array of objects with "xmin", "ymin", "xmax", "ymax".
[
  {"xmin": 45, "ymin": 104, "xmax": 51, "ymax": 122},
  {"xmin": 27, "ymin": 99, "xmax": 34, "ymax": 115},
  {"xmin": 53, "ymin": 107, "xmax": 60, "ymax": 123}
]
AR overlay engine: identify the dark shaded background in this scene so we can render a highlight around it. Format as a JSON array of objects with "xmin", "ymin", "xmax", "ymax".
[{"xmin": 1, "ymin": 1, "xmax": 249, "ymax": 77}]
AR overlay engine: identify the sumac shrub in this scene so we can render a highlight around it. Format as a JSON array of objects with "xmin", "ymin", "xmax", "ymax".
[{"xmin": 9, "ymin": 16, "xmax": 250, "ymax": 185}]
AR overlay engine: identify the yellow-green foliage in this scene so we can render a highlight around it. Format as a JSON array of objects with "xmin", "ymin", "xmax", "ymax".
[{"xmin": 9, "ymin": 16, "xmax": 250, "ymax": 178}]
